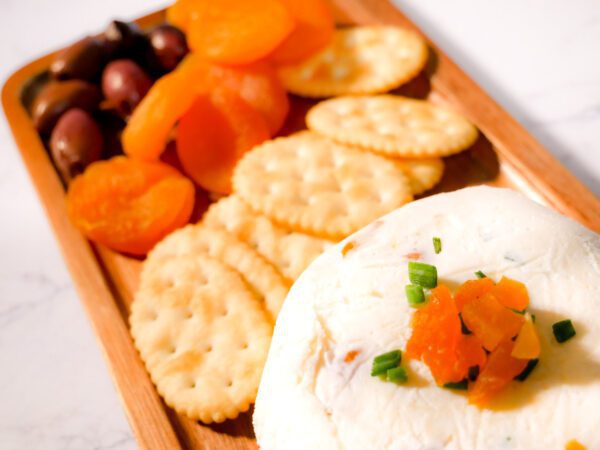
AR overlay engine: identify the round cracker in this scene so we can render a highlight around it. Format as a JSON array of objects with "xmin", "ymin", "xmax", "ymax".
[
  {"xmin": 203, "ymin": 196, "xmax": 335, "ymax": 281},
  {"xmin": 148, "ymin": 224, "xmax": 290, "ymax": 320},
  {"xmin": 307, "ymin": 95, "xmax": 478, "ymax": 158},
  {"xmin": 394, "ymin": 158, "xmax": 444, "ymax": 195},
  {"xmin": 131, "ymin": 253, "xmax": 272, "ymax": 423},
  {"xmin": 232, "ymin": 132, "xmax": 413, "ymax": 240},
  {"xmin": 279, "ymin": 26, "xmax": 428, "ymax": 98}
]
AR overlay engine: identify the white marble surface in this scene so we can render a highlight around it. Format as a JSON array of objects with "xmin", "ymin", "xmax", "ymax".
[{"xmin": 0, "ymin": 0, "xmax": 598, "ymax": 448}]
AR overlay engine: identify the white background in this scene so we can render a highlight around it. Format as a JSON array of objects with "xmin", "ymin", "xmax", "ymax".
[{"xmin": 0, "ymin": 0, "xmax": 598, "ymax": 448}]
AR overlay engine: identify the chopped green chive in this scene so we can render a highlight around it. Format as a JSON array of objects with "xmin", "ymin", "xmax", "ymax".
[
  {"xmin": 405, "ymin": 284, "xmax": 425, "ymax": 306},
  {"xmin": 459, "ymin": 313, "xmax": 472, "ymax": 335},
  {"xmin": 433, "ymin": 237, "xmax": 442, "ymax": 254},
  {"xmin": 408, "ymin": 261, "xmax": 437, "ymax": 288},
  {"xmin": 515, "ymin": 359, "xmax": 538, "ymax": 381},
  {"xmin": 468, "ymin": 366, "xmax": 479, "ymax": 381},
  {"xmin": 531, "ymin": 314, "xmax": 537, "ymax": 323},
  {"xmin": 371, "ymin": 350, "xmax": 401, "ymax": 376},
  {"xmin": 386, "ymin": 366, "xmax": 408, "ymax": 384},
  {"xmin": 443, "ymin": 379, "xmax": 468, "ymax": 390},
  {"xmin": 552, "ymin": 319, "xmax": 576, "ymax": 343},
  {"xmin": 511, "ymin": 308, "xmax": 526, "ymax": 315},
  {"xmin": 475, "ymin": 270, "xmax": 487, "ymax": 279}
]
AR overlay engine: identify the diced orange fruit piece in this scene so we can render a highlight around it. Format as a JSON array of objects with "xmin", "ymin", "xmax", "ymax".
[
  {"xmin": 565, "ymin": 440, "xmax": 587, "ymax": 450},
  {"xmin": 406, "ymin": 285, "xmax": 460, "ymax": 359},
  {"xmin": 511, "ymin": 317, "xmax": 541, "ymax": 359},
  {"xmin": 176, "ymin": 90, "xmax": 270, "ymax": 194},
  {"xmin": 469, "ymin": 340, "xmax": 528, "ymax": 407},
  {"xmin": 206, "ymin": 62, "xmax": 289, "ymax": 135},
  {"xmin": 461, "ymin": 293, "xmax": 525, "ymax": 351},
  {"xmin": 270, "ymin": 0, "xmax": 334, "ymax": 65},
  {"xmin": 123, "ymin": 56, "xmax": 209, "ymax": 161},
  {"xmin": 490, "ymin": 276, "xmax": 530, "ymax": 311},
  {"xmin": 406, "ymin": 285, "xmax": 465, "ymax": 383},
  {"xmin": 455, "ymin": 277, "xmax": 495, "ymax": 312},
  {"xmin": 67, "ymin": 156, "xmax": 195, "ymax": 255},
  {"xmin": 185, "ymin": 0, "xmax": 296, "ymax": 65},
  {"xmin": 454, "ymin": 334, "xmax": 487, "ymax": 378}
]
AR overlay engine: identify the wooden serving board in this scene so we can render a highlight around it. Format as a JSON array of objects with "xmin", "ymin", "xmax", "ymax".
[{"xmin": 3, "ymin": 1, "xmax": 599, "ymax": 449}]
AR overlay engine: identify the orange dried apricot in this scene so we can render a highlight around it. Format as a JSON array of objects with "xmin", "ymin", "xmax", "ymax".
[
  {"xmin": 490, "ymin": 276, "xmax": 530, "ymax": 311},
  {"xmin": 270, "ymin": 0, "xmax": 334, "ymax": 65},
  {"xmin": 122, "ymin": 56, "xmax": 208, "ymax": 161},
  {"xmin": 67, "ymin": 156, "xmax": 194, "ymax": 255},
  {"xmin": 469, "ymin": 339, "xmax": 528, "ymax": 407},
  {"xmin": 186, "ymin": 0, "xmax": 295, "ymax": 65},
  {"xmin": 206, "ymin": 62, "xmax": 290, "ymax": 135},
  {"xmin": 454, "ymin": 277, "xmax": 495, "ymax": 311},
  {"xmin": 461, "ymin": 293, "xmax": 525, "ymax": 351},
  {"xmin": 166, "ymin": 0, "xmax": 193, "ymax": 30},
  {"xmin": 511, "ymin": 317, "xmax": 541, "ymax": 359},
  {"xmin": 176, "ymin": 90, "xmax": 270, "ymax": 194}
]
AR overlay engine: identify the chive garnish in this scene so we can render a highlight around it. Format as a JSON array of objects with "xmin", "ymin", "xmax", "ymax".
[
  {"xmin": 515, "ymin": 359, "xmax": 539, "ymax": 381},
  {"xmin": 408, "ymin": 261, "xmax": 437, "ymax": 288},
  {"xmin": 475, "ymin": 270, "xmax": 487, "ymax": 279},
  {"xmin": 405, "ymin": 284, "xmax": 425, "ymax": 306},
  {"xmin": 552, "ymin": 319, "xmax": 576, "ymax": 343},
  {"xmin": 433, "ymin": 237, "xmax": 442, "ymax": 254},
  {"xmin": 386, "ymin": 366, "xmax": 408, "ymax": 384},
  {"xmin": 371, "ymin": 350, "xmax": 401, "ymax": 376},
  {"xmin": 443, "ymin": 379, "xmax": 468, "ymax": 390},
  {"xmin": 531, "ymin": 314, "xmax": 536, "ymax": 323},
  {"xmin": 468, "ymin": 366, "xmax": 479, "ymax": 381}
]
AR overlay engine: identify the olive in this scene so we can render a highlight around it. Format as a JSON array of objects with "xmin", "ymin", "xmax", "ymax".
[
  {"xmin": 31, "ymin": 80, "xmax": 101, "ymax": 135},
  {"xmin": 101, "ymin": 59, "xmax": 152, "ymax": 116},
  {"xmin": 49, "ymin": 36, "xmax": 106, "ymax": 81},
  {"xmin": 95, "ymin": 110, "xmax": 126, "ymax": 157},
  {"xmin": 149, "ymin": 25, "xmax": 188, "ymax": 72},
  {"xmin": 102, "ymin": 20, "xmax": 147, "ymax": 59},
  {"xmin": 50, "ymin": 108, "xmax": 103, "ymax": 183}
]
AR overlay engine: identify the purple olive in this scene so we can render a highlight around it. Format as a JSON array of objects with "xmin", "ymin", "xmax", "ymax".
[
  {"xmin": 49, "ymin": 36, "xmax": 106, "ymax": 81},
  {"xmin": 149, "ymin": 25, "xmax": 188, "ymax": 72},
  {"xmin": 31, "ymin": 80, "xmax": 101, "ymax": 135},
  {"xmin": 50, "ymin": 108, "xmax": 103, "ymax": 183},
  {"xmin": 101, "ymin": 59, "xmax": 152, "ymax": 116},
  {"xmin": 101, "ymin": 20, "xmax": 147, "ymax": 59}
]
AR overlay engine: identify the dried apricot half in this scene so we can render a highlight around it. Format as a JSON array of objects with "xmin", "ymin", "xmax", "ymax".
[
  {"xmin": 206, "ymin": 62, "xmax": 290, "ymax": 135},
  {"xmin": 270, "ymin": 0, "xmax": 334, "ymax": 65},
  {"xmin": 176, "ymin": 90, "xmax": 270, "ymax": 194},
  {"xmin": 67, "ymin": 156, "xmax": 195, "ymax": 255},
  {"xmin": 122, "ymin": 56, "xmax": 209, "ymax": 161},
  {"xmin": 186, "ymin": 0, "xmax": 296, "ymax": 65}
]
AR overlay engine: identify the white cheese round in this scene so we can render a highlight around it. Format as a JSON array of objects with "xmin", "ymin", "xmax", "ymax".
[{"xmin": 254, "ymin": 186, "xmax": 600, "ymax": 450}]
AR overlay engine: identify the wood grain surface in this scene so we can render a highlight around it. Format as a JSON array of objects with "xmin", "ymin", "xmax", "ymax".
[{"xmin": 3, "ymin": 1, "xmax": 599, "ymax": 449}]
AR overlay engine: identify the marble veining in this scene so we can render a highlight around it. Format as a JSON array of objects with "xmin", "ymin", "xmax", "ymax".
[{"xmin": 0, "ymin": 0, "xmax": 598, "ymax": 448}]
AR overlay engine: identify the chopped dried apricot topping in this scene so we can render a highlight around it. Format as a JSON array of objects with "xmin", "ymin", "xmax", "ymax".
[
  {"xmin": 404, "ymin": 270, "xmax": 540, "ymax": 406},
  {"xmin": 67, "ymin": 156, "xmax": 194, "ymax": 255},
  {"xmin": 406, "ymin": 285, "xmax": 463, "ymax": 383},
  {"xmin": 461, "ymin": 293, "xmax": 525, "ymax": 351},
  {"xmin": 270, "ymin": 0, "xmax": 334, "ymax": 65},
  {"xmin": 511, "ymin": 316, "xmax": 541, "ymax": 359},
  {"xmin": 176, "ymin": 90, "xmax": 270, "ymax": 194},
  {"xmin": 491, "ymin": 276, "xmax": 530, "ymax": 311},
  {"xmin": 565, "ymin": 440, "xmax": 587, "ymax": 450},
  {"xmin": 455, "ymin": 277, "xmax": 494, "ymax": 311},
  {"xmin": 468, "ymin": 340, "xmax": 528, "ymax": 407},
  {"xmin": 184, "ymin": 0, "xmax": 296, "ymax": 65}
]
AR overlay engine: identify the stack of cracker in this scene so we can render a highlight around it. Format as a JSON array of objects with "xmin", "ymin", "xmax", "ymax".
[{"xmin": 130, "ymin": 25, "xmax": 478, "ymax": 423}]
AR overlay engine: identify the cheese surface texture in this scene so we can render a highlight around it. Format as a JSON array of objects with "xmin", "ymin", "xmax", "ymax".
[{"xmin": 254, "ymin": 187, "xmax": 600, "ymax": 450}]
